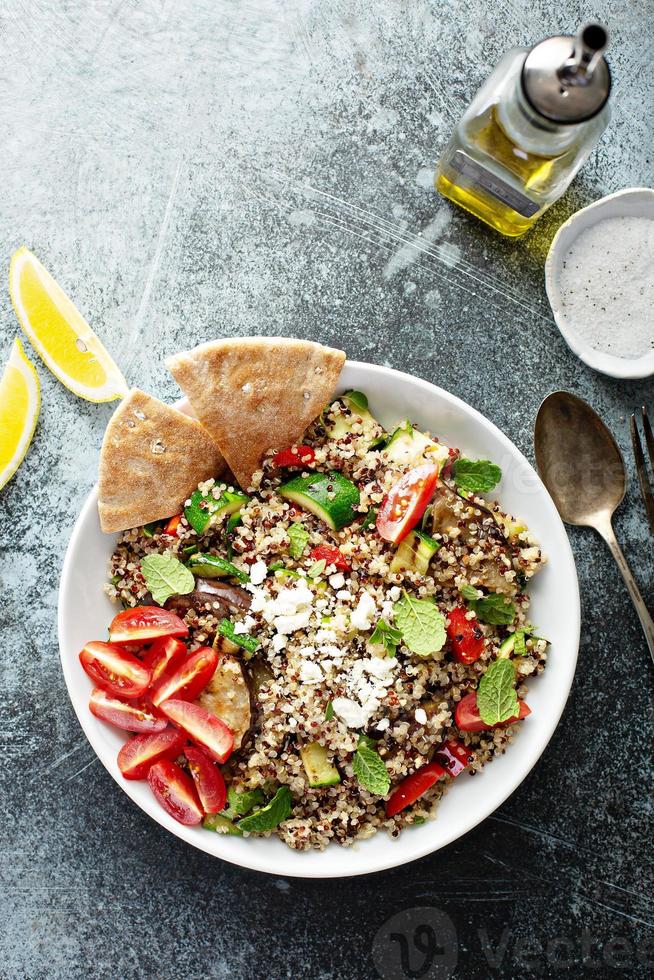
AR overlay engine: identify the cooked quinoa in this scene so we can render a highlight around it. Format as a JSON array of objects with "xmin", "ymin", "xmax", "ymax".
[{"xmin": 106, "ymin": 394, "xmax": 547, "ymax": 850}]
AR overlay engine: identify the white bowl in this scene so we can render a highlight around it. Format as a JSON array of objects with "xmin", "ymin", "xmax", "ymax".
[
  {"xmin": 57, "ymin": 360, "xmax": 580, "ymax": 878},
  {"xmin": 545, "ymin": 187, "xmax": 654, "ymax": 380}
]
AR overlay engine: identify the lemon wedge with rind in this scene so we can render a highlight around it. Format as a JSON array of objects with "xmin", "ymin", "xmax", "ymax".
[
  {"xmin": 9, "ymin": 246, "xmax": 128, "ymax": 403},
  {"xmin": 0, "ymin": 338, "xmax": 41, "ymax": 492}
]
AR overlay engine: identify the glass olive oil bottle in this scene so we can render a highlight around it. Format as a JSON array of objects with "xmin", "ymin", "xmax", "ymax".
[{"xmin": 436, "ymin": 24, "xmax": 611, "ymax": 237}]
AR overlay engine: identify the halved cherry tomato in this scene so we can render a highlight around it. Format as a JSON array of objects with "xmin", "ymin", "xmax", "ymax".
[
  {"xmin": 88, "ymin": 688, "xmax": 167, "ymax": 733},
  {"xmin": 386, "ymin": 761, "xmax": 447, "ymax": 817},
  {"xmin": 163, "ymin": 514, "xmax": 183, "ymax": 537},
  {"xmin": 79, "ymin": 642, "xmax": 151, "ymax": 698},
  {"xmin": 118, "ymin": 727, "xmax": 186, "ymax": 780},
  {"xmin": 151, "ymin": 647, "xmax": 218, "ymax": 707},
  {"xmin": 272, "ymin": 445, "xmax": 316, "ymax": 468},
  {"xmin": 148, "ymin": 759, "xmax": 204, "ymax": 825},
  {"xmin": 455, "ymin": 692, "xmax": 531, "ymax": 732},
  {"xmin": 433, "ymin": 739, "xmax": 471, "ymax": 777},
  {"xmin": 142, "ymin": 636, "xmax": 187, "ymax": 686},
  {"xmin": 159, "ymin": 699, "xmax": 234, "ymax": 764},
  {"xmin": 376, "ymin": 463, "xmax": 440, "ymax": 544},
  {"xmin": 308, "ymin": 544, "xmax": 351, "ymax": 571},
  {"xmin": 184, "ymin": 746, "xmax": 227, "ymax": 814},
  {"xmin": 109, "ymin": 606, "xmax": 189, "ymax": 645},
  {"xmin": 447, "ymin": 607, "xmax": 485, "ymax": 664}
]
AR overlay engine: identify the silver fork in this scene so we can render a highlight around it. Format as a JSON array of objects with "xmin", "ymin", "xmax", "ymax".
[{"xmin": 629, "ymin": 406, "xmax": 654, "ymax": 535}]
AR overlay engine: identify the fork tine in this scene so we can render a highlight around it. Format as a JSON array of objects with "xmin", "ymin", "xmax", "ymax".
[
  {"xmin": 630, "ymin": 413, "xmax": 654, "ymax": 535},
  {"xmin": 641, "ymin": 406, "xmax": 654, "ymax": 474}
]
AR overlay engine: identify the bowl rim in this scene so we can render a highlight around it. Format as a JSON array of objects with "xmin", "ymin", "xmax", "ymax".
[
  {"xmin": 57, "ymin": 358, "xmax": 580, "ymax": 878},
  {"xmin": 545, "ymin": 186, "xmax": 654, "ymax": 380}
]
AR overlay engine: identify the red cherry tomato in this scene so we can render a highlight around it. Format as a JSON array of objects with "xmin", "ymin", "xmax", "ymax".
[
  {"xmin": 184, "ymin": 746, "xmax": 227, "ymax": 814},
  {"xmin": 148, "ymin": 759, "xmax": 204, "ymax": 825},
  {"xmin": 163, "ymin": 514, "xmax": 183, "ymax": 537},
  {"xmin": 272, "ymin": 445, "xmax": 316, "ymax": 468},
  {"xmin": 376, "ymin": 463, "xmax": 440, "ymax": 544},
  {"xmin": 151, "ymin": 647, "xmax": 218, "ymax": 707},
  {"xmin": 109, "ymin": 606, "xmax": 189, "ymax": 645},
  {"xmin": 447, "ymin": 607, "xmax": 486, "ymax": 664},
  {"xmin": 142, "ymin": 636, "xmax": 187, "ymax": 686},
  {"xmin": 117, "ymin": 727, "xmax": 186, "ymax": 780},
  {"xmin": 455, "ymin": 692, "xmax": 531, "ymax": 732},
  {"xmin": 159, "ymin": 699, "xmax": 234, "ymax": 764},
  {"xmin": 88, "ymin": 688, "xmax": 167, "ymax": 733},
  {"xmin": 308, "ymin": 544, "xmax": 351, "ymax": 571},
  {"xmin": 433, "ymin": 739, "xmax": 471, "ymax": 777},
  {"xmin": 79, "ymin": 642, "xmax": 151, "ymax": 698},
  {"xmin": 386, "ymin": 761, "xmax": 447, "ymax": 817}
]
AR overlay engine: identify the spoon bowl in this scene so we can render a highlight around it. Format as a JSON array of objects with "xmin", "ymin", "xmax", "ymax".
[
  {"xmin": 534, "ymin": 391, "xmax": 626, "ymax": 526},
  {"xmin": 535, "ymin": 390, "xmax": 654, "ymax": 665}
]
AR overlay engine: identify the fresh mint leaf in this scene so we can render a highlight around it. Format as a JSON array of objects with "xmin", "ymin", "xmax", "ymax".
[
  {"xmin": 369, "ymin": 618, "xmax": 402, "ymax": 657},
  {"xmin": 287, "ymin": 522, "xmax": 309, "ymax": 559},
  {"xmin": 345, "ymin": 389, "xmax": 369, "ymax": 412},
  {"xmin": 223, "ymin": 787, "xmax": 265, "ymax": 820},
  {"xmin": 393, "ymin": 593, "xmax": 446, "ymax": 657},
  {"xmin": 459, "ymin": 584, "xmax": 481, "ymax": 602},
  {"xmin": 477, "ymin": 659, "xmax": 519, "ymax": 726},
  {"xmin": 470, "ymin": 593, "xmax": 516, "ymax": 626},
  {"xmin": 307, "ymin": 558, "xmax": 326, "ymax": 579},
  {"xmin": 236, "ymin": 785, "xmax": 293, "ymax": 832},
  {"xmin": 453, "ymin": 458, "xmax": 502, "ymax": 494},
  {"xmin": 140, "ymin": 553, "xmax": 194, "ymax": 606},
  {"xmin": 219, "ymin": 619, "xmax": 259, "ymax": 655},
  {"xmin": 412, "ymin": 816, "xmax": 426, "ymax": 826},
  {"xmin": 513, "ymin": 630, "xmax": 527, "ymax": 656},
  {"xmin": 324, "ymin": 701, "xmax": 335, "ymax": 721},
  {"xmin": 353, "ymin": 744, "xmax": 391, "ymax": 796}
]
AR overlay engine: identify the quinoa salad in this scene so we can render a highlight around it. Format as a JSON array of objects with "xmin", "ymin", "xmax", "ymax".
[{"xmin": 88, "ymin": 387, "xmax": 548, "ymax": 851}]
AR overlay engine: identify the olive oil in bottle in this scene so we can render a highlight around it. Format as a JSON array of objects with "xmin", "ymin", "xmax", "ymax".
[{"xmin": 436, "ymin": 24, "xmax": 611, "ymax": 237}]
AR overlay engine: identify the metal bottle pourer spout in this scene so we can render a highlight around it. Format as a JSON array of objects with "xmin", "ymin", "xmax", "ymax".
[
  {"xmin": 559, "ymin": 23, "xmax": 609, "ymax": 86},
  {"xmin": 521, "ymin": 22, "xmax": 611, "ymax": 124}
]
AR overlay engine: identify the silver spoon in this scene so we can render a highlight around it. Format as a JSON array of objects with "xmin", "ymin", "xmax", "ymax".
[{"xmin": 535, "ymin": 390, "xmax": 654, "ymax": 666}]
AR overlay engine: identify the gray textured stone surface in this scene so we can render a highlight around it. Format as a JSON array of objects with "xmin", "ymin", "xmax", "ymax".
[{"xmin": 1, "ymin": 1, "xmax": 653, "ymax": 977}]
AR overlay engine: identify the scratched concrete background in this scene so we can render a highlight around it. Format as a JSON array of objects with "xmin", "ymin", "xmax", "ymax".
[{"xmin": 1, "ymin": 1, "xmax": 653, "ymax": 977}]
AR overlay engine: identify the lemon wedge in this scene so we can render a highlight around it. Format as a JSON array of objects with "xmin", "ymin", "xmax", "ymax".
[
  {"xmin": 9, "ymin": 246, "xmax": 128, "ymax": 402},
  {"xmin": 0, "ymin": 338, "xmax": 41, "ymax": 492}
]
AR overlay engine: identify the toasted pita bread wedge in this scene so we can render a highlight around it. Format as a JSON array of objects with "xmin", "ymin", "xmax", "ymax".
[
  {"xmin": 166, "ymin": 337, "xmax": 345, "ymax": 489},
  {"xmin": 98, "ymin": 389, "xmax": 226, "ymax": 533}
]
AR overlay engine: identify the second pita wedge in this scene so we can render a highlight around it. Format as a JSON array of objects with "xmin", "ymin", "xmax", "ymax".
[
  {"xmin": 98, "ymin": 388, "xmax": 227, "ymax": 533},
  {"xmin": 166, "ymin": 337, "xmax": 345, "ymax": 489}
]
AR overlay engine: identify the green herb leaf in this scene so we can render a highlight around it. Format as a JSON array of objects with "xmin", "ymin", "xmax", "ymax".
[
  {"xmin": 345, "ymin": 389, "xmax": 369, "ymax": 412},
  {"xmin": 477, "ymin": 659, "xmax": 519, "ymax": 726},
  {"xmin": 357, "ymin": 733, "xmax": 379, "ymax": 750},
  {"xmin": 324, "ymin": 701, "xmax": 335, "ymax": 721},
  {"xmin": 218, "ymin": 619, "xmax": 260, "ymax": 655},
  {"xmin": 140, "ymin": 553, "xmax": 194, "ymax": 606},
  {"xmin": 513, "ymin": 630, "xmax": 527, "ymax": 656},
  {"xmin": 459, "ymin": 584, "xmax": 480, "ymax": 602},
  {"xmin": 453, "ymin": 459, "xmax": 502, "ymax": 494},
  {"xmin": 361, "ymin": 507, "xmax": 378, "ymax": 529},
  {"xmin": 308, "ymin": 558, "xmax": 327, "ymax": 579},
  {"xmin": 469, "ymin": 593, "xmax": 516, "ymax": 626},
  {"xmin": 268, "ymin": 560, "xmax": 284, "ymax": 571},
  {"xmin": 223, "ymin": 787, "xmax": 265, "ymax": 820},
  {"xmin": 287, "ymin": 522, "xmax": 309, "ymax": 559},
  {"xmin": 412, "ymin": 816, "xmax": 426, "ymax": 826},
  {"xmin": 353, "ymin": 744, "xmax": 391, "ymax": 796},
  {"xmin": 236, "ymin": 785, "xmax": 293, "ymax": 833},
  {"xmin": 393, "ymin": 593, "xmax": 446, "ymax": 657},
  {"xmin": 369, "ymin": 619, "xmax": 402, "ymax": 657}
]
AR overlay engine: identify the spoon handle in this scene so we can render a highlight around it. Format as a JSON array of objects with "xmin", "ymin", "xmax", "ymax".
[{"xmin": 595, "ymin": 519, "xmax": 654, "ymax": 666}]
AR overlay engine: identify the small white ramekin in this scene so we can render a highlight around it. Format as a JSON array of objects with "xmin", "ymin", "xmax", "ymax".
[{"xmin": 545, "ymin": 187, "xmax": 654, "ymax": 380}]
